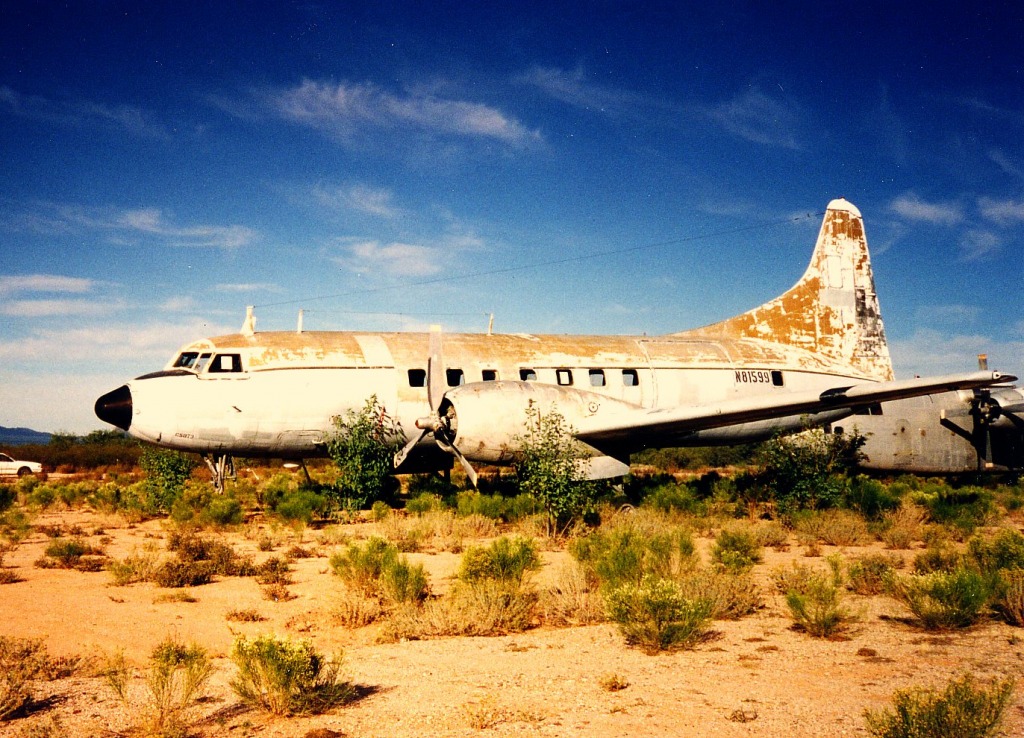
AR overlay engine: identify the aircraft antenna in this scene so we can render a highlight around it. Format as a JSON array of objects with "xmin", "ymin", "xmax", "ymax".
[{"xmin": 297, "ymin": 309, "xmax": 304, "ymax": 334}]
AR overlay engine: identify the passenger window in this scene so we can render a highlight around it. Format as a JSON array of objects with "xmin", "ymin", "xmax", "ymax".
[
  {"xmin": 209, "ymin": 354, "xmax": 242, "ymax": 373},
  {"xmin": 520, "ymin": 369, "xmax": 537, "ymax": 381},
  {"xmin": 446, "ymin": 368, "xmax": 465, "ymax": 387},
  {"xmin": 622, "ymin": 369, "xmax": 639, "ymax": 387},
  {"xmin": 173, "ymin": 352, "xmax": 199, "ymax": 369},
  {"xmin": 408, "ymin": 369, "xmax": 426, "ymax": 387},
  {"xmin": 482, "ymin": 369, "xmax": 498, "ymax": 382},
  {"xmin": 771, "ymin": 370, "xmax": 784, "ymax": 387},
  {"xmin": 589, "ymin": 369, "xmax": 606, "ymax": 387},
  {"xmin": 557, "ymin": 369, "xmax": 573, "ymax": 386}
]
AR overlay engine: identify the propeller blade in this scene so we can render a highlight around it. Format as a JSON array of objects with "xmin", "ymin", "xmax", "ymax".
[
  {"xmin": 427, "ymin": 324, "xmax": 445, "ymax": 412},
  {"xmin": 450, "ymin": 444, "xmax": 479, "ymax": 487},
  {"xmin": 393, "ymin": 428, "xmax": 428, "ymax": 469}
]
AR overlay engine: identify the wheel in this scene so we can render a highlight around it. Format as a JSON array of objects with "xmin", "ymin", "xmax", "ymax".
[{"xmin": 17, "ymin": 466, "xmax": 31, "ymax": 477}]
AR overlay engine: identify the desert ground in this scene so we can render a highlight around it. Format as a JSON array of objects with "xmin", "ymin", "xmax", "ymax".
[{"xmin": 1, "ymin": 505, "xmax": 1023, "ymax": 738}]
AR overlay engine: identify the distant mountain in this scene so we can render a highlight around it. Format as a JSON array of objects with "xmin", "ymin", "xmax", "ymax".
[{"xmin": 0, "ymin": 426, "xmax": 51, "ymax": 446}]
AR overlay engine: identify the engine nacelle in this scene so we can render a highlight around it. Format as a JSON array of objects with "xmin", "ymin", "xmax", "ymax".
[{"xmin": 440, "ymin": 380, "xmax": 640, "ymax": 464}]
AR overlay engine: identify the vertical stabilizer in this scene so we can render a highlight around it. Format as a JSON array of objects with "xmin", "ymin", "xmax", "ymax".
[{"xmin": 685, "ymin": 199, "xmax": 893, "ymax": 380}]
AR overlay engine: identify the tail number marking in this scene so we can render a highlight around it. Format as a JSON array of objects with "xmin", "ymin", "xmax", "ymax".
[{"xmin": 735, "ymin": 370, "xmax": 772, "ymax": 384}]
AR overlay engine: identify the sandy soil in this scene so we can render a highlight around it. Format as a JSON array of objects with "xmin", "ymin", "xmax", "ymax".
[{"xmin": 2, "ymin": 508, "xmax": 1023, "ymax": 738}]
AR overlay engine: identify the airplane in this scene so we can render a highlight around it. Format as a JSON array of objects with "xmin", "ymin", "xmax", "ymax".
[
  {"xmin": 95, "ymin": 199, "xmax": 1015, "ymax": 490},
  {"xmin": 848, "ymin": 357, "xmax": 1023, "ymax": 474}
]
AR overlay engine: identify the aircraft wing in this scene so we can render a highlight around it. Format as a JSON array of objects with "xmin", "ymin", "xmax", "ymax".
[{"xmin": 574, "ymin": 370, "xmax": 1016, "ymax": 449}]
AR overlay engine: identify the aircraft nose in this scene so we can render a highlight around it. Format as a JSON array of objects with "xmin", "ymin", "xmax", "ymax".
[{"xmin": 95, "ymin": 385, "xmax": 133, "ymax": 431}]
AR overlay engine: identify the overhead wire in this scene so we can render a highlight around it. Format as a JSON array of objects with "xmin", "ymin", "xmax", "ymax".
[{"xmin": 256, "ymin": 211, "xmax": 821, "ymax": 310}]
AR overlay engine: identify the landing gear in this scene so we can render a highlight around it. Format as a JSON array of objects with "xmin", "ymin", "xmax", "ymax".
[{"xmin": 202, "ymin": 454, "xmax": 235, "ymax": 492}]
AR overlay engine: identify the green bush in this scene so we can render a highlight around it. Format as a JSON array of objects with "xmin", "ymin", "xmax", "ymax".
[
  {"xmin": 274, "ymin": 488, "xmax": 328, "ymax": 525},
  {"xmin": 967, "ymin": 528, "xmax": 1024, "ymax": 573},
  {"xmin": 152, "ymin": 559, "xmax": 213, "ymax": 588},
  {"xmin": 459, "ymin": 536, "xmax": 540, "ymax": 586},
  {"xmin": 755, "ymin": 429, "xmax": 864, "ymax": 513},
  {"xmin": 845, "ymin": 475, "xmax": 901, "ymax": 519},
  {"xmin": 405, "ymin": 492, "xmax": 443, "ymax": 515},
  {"xmin": 605, "ymin": 576, "xmax": 713, "ymax": 652},
  {"xmin": 0, "ymin": 485, "xmax": 14, "ymax": 513},
  {"xmin": 230, "ymin": 635, "xmax": 353, "ymax": 716},
  {"xmin": 886, "ymin": 567, "xmax": 993, "ymax": 630},
  {"xmin": 570, "ymin": 525, "xmax": 695, "ymax": 589},
  {"xmin": 642, "ymin": 482, "xmax": 704, "ymax": 515},
  {"xmin": 993, "ymin": 568, "xmax": 1024, "ymax": 626},
  {"xmin": 918, "ymin": 484, "xmax": 995, "ymax": 539},
  {"xmin": 864, "ymin": 673, "xmax": 1014, "ymax": 738},
  {"xmin": 848, "ymin": 553, "xmax": 903, "ymax": 596},
  {"xmin": 139, "ymin": 447, "xmax": 196, "ymax": 511},
  {"xmin": 324, "ymin": 395, "xmax": 402, "ymax": 508},
  {"xmin": 380, "ymin": 558, "xmax": 429, "ymax": 605},
  {"xmin": 712, "ymin": 527, "xmax": 763, "ymax": 572},
  {"xmin": 784, "ymin": 560, "xmax": 854, "ymax": 638},
  {"xmin": 329, "ymin": 537, "xmax": 398, "ymax": 595}
]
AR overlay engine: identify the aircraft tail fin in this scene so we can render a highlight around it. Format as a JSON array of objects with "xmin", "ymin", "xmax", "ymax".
[{"xmin": 686, "ymin": 199, "xmax": 894, "ymax": 381}]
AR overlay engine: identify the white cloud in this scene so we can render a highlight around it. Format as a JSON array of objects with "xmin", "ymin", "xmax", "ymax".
[
  {"xmin": 708, "ymin": 86, "xmax": 803, "ymax": 149},
  {"xmin": 890, "ymin": 328, "xmax": 1024, "ymax": 378},
  {"xmin": 339, "ymin": 240, "xmax": 444, "ymax": 277},
  {"xmin": 978, "ymin": 197, "xmax": 1024, "ymax": 225},
  {"xmin": 0, "ymin": 86, "xmax": 169, "ymax": 139},
  {"xmin": 313, "ymin": 183, "xmax": 401, "ymax": 218},
  {"xmin": 913, "ymin": 304, "xmax": 982, "ymax": 326},
  {"xmin": 215, "ymin": 283, "xmax": 281, "ymax": 293},
  {"xmin": 958, "ymin": 230, "xmax": 1001, "ymax": 261},
  {"xmin": 273, "ymin": 79, "xmax": 541, "ymax": 146},
  {"xmin": 888, "ymin": 193, "xmax": 964, "ymax": 225},
  {"xmin": 0, "ymin": 298, "xmax": 121, "ymax": 318},
  {"xmin": 6, "ymin": 202, "xmax": 257, "ymax": 250},
  {"xmin": 0, "ymin": 274, "xmax": 94, "ymax": 296}
]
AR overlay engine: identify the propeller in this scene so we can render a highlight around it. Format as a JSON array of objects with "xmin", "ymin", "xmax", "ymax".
[
  {"xmin": 392, "ymin": 325, "xmax": 479, "ymax": 485},
  {"xmin": 939, "ymin": 356, "xmax": 1023, "ymax": 471}
]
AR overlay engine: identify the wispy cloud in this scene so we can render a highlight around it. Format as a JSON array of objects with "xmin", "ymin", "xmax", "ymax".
[
  {"xmin": 273, "ymin": 79, "xmax": 541, "ymax": 146},
  {"xmin": 516, "ymin": 65, "xmax": 673, "ymax": 120},
  {"xmin": 0, "ymin": 274, "xmax": 95, "ymax": 296},
  {"xmin": 978, "ymin": 197, "xmax": 1024, "ymax": 225},
  {"xmin": 891, "ymin": 328, "xmax": 1024, "ymax": 378},
  {"xmin": 0, "ymin": 86, "xmax": 169, "ymax": 138},
  {"xmin": 707, "ymin": 86, "xmax": 803, "ymax": 149},
  {"xmin": 958, "ymin": 229, "xmax": 1001, "ymax": 261},
  {"xmin": 313, "ymin": 183, "xmax": 401, "ymax": 218},
  {"xmin": 913, "ymin": 304, "xmax": 982, "ymax": 326},
  {"xmin": 6, "ymin": 202, "xmax": 257, "ymax": 250},
  {"xmin": 335, "ymin": 239, "xmax": 444, "ymax": 277},
  {"xmin": 0, "ymin": 298, "xmax": 122, "ymax": 318},
  {"xmin": 215, "ymin": 283, "xmax": 280, "ymax": 293},
  {"xmin": 988, "ymin": 149, "xmax": 1024, "ymax": 180},
  {"xmin": 888, "ymin": 193, "xmax": 964, "ymax": 225}
]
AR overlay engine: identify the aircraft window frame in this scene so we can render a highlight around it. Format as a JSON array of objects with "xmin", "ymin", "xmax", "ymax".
[
  {"xmin": 193, "ymin": 353, "xmax": 213, "ymax": 373},
  {"xmin": 556, "ymin": 369, "xmax": 573, "ymax": 386},
  {"xmin": 589, "ymin": 369, "xmax": 606, "ymax": 387},
  {"xmin": 622, "ymin": 369, "xmax": 639, "ymax": 387},
  {"xmin": 520, "ymin": 368, "xmax": 537, "ymax": 381},
  {"xmin": 173, "ymin": 352, "xmax": 199, "ymax": 369},
  {"xmin": 208, "ymin": 354, "xmax": 242, "ymax": 373},
  {"xmin": 446, "ymin": 368, "xmax": 465, "ymax": 387},
  {"xmin": 408, "ymin": 369, "xmax": 427, "ymax": 388},
  {"xmin": 482, "ymin": 369, "xmax": 498, "ymax": 382}
]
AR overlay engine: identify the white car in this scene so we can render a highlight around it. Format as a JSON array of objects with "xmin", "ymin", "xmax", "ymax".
[{"xmin": 0, "ymin": 453, "xmax": 42, "ymax": 477}]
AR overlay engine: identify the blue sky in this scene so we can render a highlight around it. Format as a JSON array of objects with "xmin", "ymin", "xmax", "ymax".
[{"xmin": 1, "ymin": 1, "xmax": 1022, "ymax": 433}]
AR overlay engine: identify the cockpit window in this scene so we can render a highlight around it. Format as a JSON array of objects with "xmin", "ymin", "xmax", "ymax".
[
  {"xmin": 208, "ymin": 354, "xmax": 242, "ymax": 373},
  {"xmin": 173, "ymin": 352, "xmax": 199, "ymax": 369},
  {"xmin": 192, "ymin": 353, "xmax": 213, "ymax": 373}
]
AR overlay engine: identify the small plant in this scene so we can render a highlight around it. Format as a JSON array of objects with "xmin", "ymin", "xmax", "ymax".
[
  {"xmin": 152, "ymin": 559, "xmax": 213, "ymax": 588},
  {"xmin": 712, "ymin": 527, "xmax": 762, "ymax": 572},
  {"xmin": 967, "ymin": 528, "xmax": 1024, "ymax": 573},
  {"xmin": 108, "ymin": 551, "xmax": 160, "ymax": 585},
  {"xmin": 35, "ymin": 537, "xmax": 106, "ymax": 570},
  {"xmin": 225, "ymin": 608, "xmax": 265, "ymax": 622},
  {"xmin": 605, "ymin": 575, "xmax": 714, "ymax": 652},
  {"xmin": 105, "ymin": 637, "xmax": 212, "ymax": 738},
  {"xmin": 992, "ymin": 568, "xmax": 1024, "ymax": 626},
  {"xmin": 229, "ymin": 635, "xmax": 354, "ymax": 716},
  {"xmin": 785, "ymin": 569, "xmax": 855, "ymax": 638},
  {"xmin": 864, "ymin": 673, "xmax": 1014, "ymax": 738},
  {"xmin": 570, "ymin": 525, "xmax": 696, "ymax": 589},
  {"xmin": 540, "ymin": 562, "xmax": 605, "ymax": 626},
  {"xmin": 599, "ymin": 673, "xmax": 630, "ymax": 691},
  {"xmin": 458, "ymin": 536, "xmax": 540, "ymax": 586},
  {"xmin": 886, "ymin": 566, "xmax": 993, "ymax": 630},
  {"xmin": 329, "ymin": 536, "xmax": 399, "ymax": 595},
  {"xmin": 847, "ymin": 553, "xmax": 904, "ymax": 596}
]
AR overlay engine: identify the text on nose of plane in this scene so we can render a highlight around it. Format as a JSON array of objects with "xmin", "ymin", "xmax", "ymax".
[{"xmin": 95, "ymin": 385, "xmax": 133, "ymax": 431}]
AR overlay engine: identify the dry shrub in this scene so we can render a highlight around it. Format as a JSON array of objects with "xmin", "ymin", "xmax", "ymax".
[
  {"xmin": 605, "ymin": 576, "xmax": 714, "ymax": 652},
  {"xmin": 880, "ymin": 504, "xmax": 928, "ymax": 549},
  {"xmin": 847, "ymin": 553, "xmax": 905, "ymax": 596},
  {"xmin": 454, "ymin": 513, "xmax": 499, "ymax": 540},
  {"xmin": 751, "ymin": 520, "xmax": 790, "ymax": 550},
  {"xmin": 225, "ymin": 608, "xmax": 265, "ymax": 622},
  {"xmin": 540, "ymin": 562, "xmax": 605, "ymax": 626},
  {"xmin": 330, "ymin": 589, "xmax": 383, "ymax": 628},
  {"xmin": 794, "ymin": 510, "xmax": 870, "ymax": 547},
  {"xmin": 780, "ymin": 556, "xmax": 856, "ymax": 638},
  {"xmin": 678, "ymin": 568, "xmax": 762, "ymax": 620},
  {"xmin": 109, "ymin": 550, "xmax": 160, "ymax": 585},
  {"xmin": 886, "ymin": 567, "xmax": 992, "ymax": 630},
  {"xmin": 377, "ymin": 514, "xmax": 427, "ymax": 552},
  {"xmin": 385, "ymin": 580, "xmax": 538, "ymax": 640},
  {"xmin": 993, "ymin": 568, "xmax": 1024, "ymax": 626}
]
